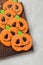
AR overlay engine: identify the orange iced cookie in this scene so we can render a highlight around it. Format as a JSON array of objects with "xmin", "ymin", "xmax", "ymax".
[
  {"xmin": 13, "ymin": 2, "xmax": 23, "ymax": 15},
  {"xmin": 7, "ymin": 15, "xmax": 28, "ymax": 33},
  {"xmin": 11, "ymin": 31, "xmax": 32, "ymax": 52},
  {"xmin": 0, "ymin": 30, "xmax": 11, "ymax": 46},
  {"xmin": 3, "ymin": 1, "xmax": 14, "ymax": 10},
  {"xmin": 0, "ymin": 25, "xmax": 18, "ymax": 46},
  {"xmin": 3, "ymin": 0, "xmax": 23, "ymax": 15},
  {"xmin": 4, "ymin": 9, "xmax": 16, "ymax": 20}
]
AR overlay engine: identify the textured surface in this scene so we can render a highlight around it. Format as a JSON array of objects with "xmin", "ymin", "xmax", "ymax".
[{"xmin": 0, "ymin": 0, "xmax": 43, "ymax": 65}]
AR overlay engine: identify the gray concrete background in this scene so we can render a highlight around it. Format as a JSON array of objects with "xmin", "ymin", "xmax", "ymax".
[{"xmin": 0, "ymin": 0, "xmax": 43, "ymax": 65}]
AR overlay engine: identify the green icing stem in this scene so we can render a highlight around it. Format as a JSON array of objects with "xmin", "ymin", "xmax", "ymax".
[
  {"xmin": 18, "ymin": 30, "xmax": 23, "ymax": 36},
  {"xmin": 15, "ymin": 15, "xmax": 20, "ymax": 20},
  {"xmin": 5, "ymin": 25, "xmax": 10, "ymax": 30},
  {"xmin": 0, "ymin": 10, "xmax": 5, "ymax": 14},
  {"xmin": 13, "ymin": 0, "xmax": 18, "ymax": 2}
]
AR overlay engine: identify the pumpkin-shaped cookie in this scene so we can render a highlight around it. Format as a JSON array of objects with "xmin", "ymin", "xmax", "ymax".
[
  {"xmin": 11, "ymin": 31, "xmax": 32, "ymax": 52},
  {"xmin": 13, "ymin": 2, "xmax": 23, "ymax": 15},
  {"xmin": 0, "ymin": 30, "xmax": 11, "ymax": 46},
  {"xmin": 4, "ymin": 9, "xmax": 16, "ymax": 20},
  {"xmin": 3, "ymin": 1, "xmax": 14, "ymax": 10},
  {"xmin": 3, "ymin": 0, "xmax": 23, "ymax": 15},
  {"xmin": 0, "ymin": 25, "xmax": 18, "ymax": 46},
  {"xmin": 7, "ymin": 15, "xmax": 28, "ymax": 33}
]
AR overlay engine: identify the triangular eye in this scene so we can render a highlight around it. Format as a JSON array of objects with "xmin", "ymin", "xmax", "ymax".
[
  {"xmin": 11, "ymin": 31, "xmax": 15, "ymax": 35},
  {"xmin": 22, "ymin": 37, "xmax": 27, "ymax": 42},
  {"xmin": 6, "ymin": 14, "xmax": 11, "ymax": 17},
  {"xmin": 4, "ymin": 34, "xmax": 8, "ymax": 39},
  {"xmin": 19, "ymin": 22, "xmax": 23, "ymax": 27},
  {"xmin": 1, "ymin": 16, "xmax": 5, "ymax": 22},
  {"xmin": 12, "ymin": 22, "xmax": 16, "ymax": 27},
  {"xmin": 16, "ymin": 39, "xmax": 20, "ymax": 44},
  {"xmin": 7, "ymin": 4, "xmax": 12, "ymax": 8},
  {"xmin": 15, "ymin": 5, "xmax": 18, "ymax": 10}
]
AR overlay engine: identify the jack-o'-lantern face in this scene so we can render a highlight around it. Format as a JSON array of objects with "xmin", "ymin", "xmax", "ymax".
[
  {"xmin": 11, "ymin": 31, "xmax": 32, "ymax": 52},
  {"xmin": 9, "ymin": 27, "xmax": 18, "ymax": 38},
  {"xmin": 3, "ymin": 1, "xmax": 14, "ymax": 10},
  {"xmin": 7, "ymin": 15, "xmax": 28, "ymax": 33},
  {"xmin": 7, "ymin": 17, "xmax": 17, "ymax": 27},
  {"xmin": 3, "ymin": 0, "xmax": 23, "ymax": 15},
  {"xmin": 13, "ymin": 2, "xmax": 23, "ymax": 15},
  {"xmin": 0, "ymin": 25, "xmax": 18, "ymax": 46},
  {"xmin": 4, "ymin": 9, "xmax": 16, "ymax": 20},
  {"xmin": 0, "ymin": 30, "xmax": 11, "ymax": 46}
]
